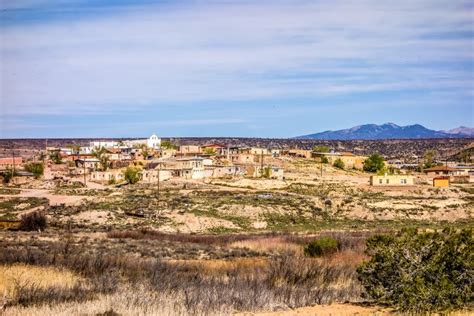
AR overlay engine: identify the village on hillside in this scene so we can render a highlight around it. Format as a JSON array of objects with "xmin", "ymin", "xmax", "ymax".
[
  {"xmin": 1, "ymin": 134, "xmax": 473, "ymax": 188},
  {"xmin": 0, "ymin": 135, "xmax": 473, "ymax": 315}
]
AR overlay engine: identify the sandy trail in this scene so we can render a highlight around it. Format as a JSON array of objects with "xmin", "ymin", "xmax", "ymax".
[
  {"xmin": 0, "ymin": 189, "xmax": 89, "ymax": 206},
  {"xmin": 237, "ymin": 303, "xmax": 390, "ymax": 315}
]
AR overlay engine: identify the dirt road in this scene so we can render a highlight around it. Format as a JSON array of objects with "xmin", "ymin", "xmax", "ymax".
[{"xmin": 0, "ymin": 189, "xmax": 89, "ymax": 206}]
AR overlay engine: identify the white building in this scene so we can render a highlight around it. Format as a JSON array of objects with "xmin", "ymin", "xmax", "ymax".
[
  {"xmin": 90, "ymin": 141, "xmax": 118, "ymax": 149},
  {"xmin": 147, "ymin": 134, "xmax": 161, "ymax": 149},
  {"xmin": 123, "ymin": 134, "xmax": 161, "ymax": 149}
]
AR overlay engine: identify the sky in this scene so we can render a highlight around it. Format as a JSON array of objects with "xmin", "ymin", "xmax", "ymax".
[{"xmin": 0, "ymin": 0, "xmax": 473, "ymax": 138}]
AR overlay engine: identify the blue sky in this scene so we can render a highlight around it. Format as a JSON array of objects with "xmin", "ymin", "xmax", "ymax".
[{"xmin": 0, "ymin": 0, "xmax": 473, "ymax": 138}]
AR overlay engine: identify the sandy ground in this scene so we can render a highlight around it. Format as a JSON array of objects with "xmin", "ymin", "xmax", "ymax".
[
  {"xmin": 161, "ymin": 212, "xmax": 240, "ymax": 233},
  {"xmin": 0, "ymin": 188, "xmax": 89, "ymax": 206},
  {"xmin": 73, "ymin": 210, "xmax": 111, "ymax": 224},
  {"xmin": 238, "ymin": 303, "xmax": 390, "ymax": 315}
]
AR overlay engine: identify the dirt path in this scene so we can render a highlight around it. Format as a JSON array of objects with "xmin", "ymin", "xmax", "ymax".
[
  {"xmin": 85, "ymin": 181, "xmax": 106, "ymax": 189},
  {"xmin": 0, "ymin": 189, "xmax": 89, "ymax": 206},
  {"xmin": 237, "ymin": 303, "xmax": 390, "ymax": 315}
]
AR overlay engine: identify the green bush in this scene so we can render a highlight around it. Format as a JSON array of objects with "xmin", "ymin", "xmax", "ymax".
[
  {"xmin": 2, "ymin": 168, "xmax": 16, "ymax": 183},
  {"xmin": 261, "ymin": 166, "xmax": 271, "ymax": 178},
  {"xmin": 123, "ymin": 167, "xmax": 140, "ymax": 184},
  {"xmin": 304, "ymin": 237, "xmax": 339, "ymax": 257},
  {"xmin": 363, "ymin": 153, "xmax": 385, "ymax": 173},
  {"xmin": 161, "ymin": 140, "xmax": 177, "ymax": 150},
  {"xmin": 24, "ymin": 162, "xmax": 44, "ymax": 179},
  {"xmin": 49, "ymin": 151, "xmax": 62, "ymax": 164},
  {"xmin": 313, "ymin": 145, "xmax": 330, "ymax": 153},
  {"xmin": 333, "ymin": 158, "xmax": 344, "ymax": 169},
  {"xmin": 357, "ymin": 228, "xmax": 473, "ymax": 313}
]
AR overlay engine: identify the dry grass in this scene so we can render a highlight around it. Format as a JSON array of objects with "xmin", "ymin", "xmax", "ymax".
[
  {"xmin": 229, "ymin": 236, "xmax": 302, "ymax": 255},
  {"xmin": 0, "ymin": 264, "xmax": 82, "ymax": 310},
  {"xmin": 169, "ymin": 257, "xmax": 269, "ymax": 276},
  {"xmin": 321, "ymin": 250, "xmax": 367, "ymax": 267},
  {"xmin": 2, "ymin": 284, "xmax": 193, "ymax": 316},
  {"xmin": 0, "ymin": 235, "xmax": 364, "ymax": 314},
  {"xmin": 0, "ymin": 264, "xmax": 80, "ymax": 297}
]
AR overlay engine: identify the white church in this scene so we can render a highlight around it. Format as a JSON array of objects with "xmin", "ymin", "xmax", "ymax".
[
  {"xmin": 146, "ymin": 134, "xmax": 161, "ymax": 149},
  {"xmin": 89, "ymin": 134, "xmax": 161, "ymax": 150}
]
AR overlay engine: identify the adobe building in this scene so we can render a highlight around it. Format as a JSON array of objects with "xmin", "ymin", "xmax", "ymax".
[
  {"xmin": 423, "ymin": 166, "xmax": 456, "ymax": 176},
  {"xmin": 370, "ymin": 175, "xmax": 414, "ymax": 186},
  {"xmin": 313, "ymin": 152, "xmax": 366, "ymax": 170}
]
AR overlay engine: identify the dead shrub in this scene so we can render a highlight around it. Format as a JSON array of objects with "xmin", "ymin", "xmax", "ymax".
[{"xmin": 20, "ymin": 211, "xmax": 47, "ymax": 231}]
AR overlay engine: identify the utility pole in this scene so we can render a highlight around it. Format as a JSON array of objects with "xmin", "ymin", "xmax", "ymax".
[
  {"xmin": 320, "ymin": 158, "xmax": 323, "ymax": 178},
  {"xmin": 11, "ymin": 144, "xmax": 16, "ymax": 184},
  {"xmin": 83, "ymin": 160, "xmax": 86, "ymax": 186},
  {"xmin": 157, "ymin": 163, "xmax": 160, "ymax": 202}
]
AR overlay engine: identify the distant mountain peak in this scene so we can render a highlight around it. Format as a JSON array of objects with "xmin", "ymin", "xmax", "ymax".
[
  {"xmin": 445, "ymin": 126, "xmax": 474, "ymax": 137},
  {"xmin": 296, "ymin": 123, "xmax": 472, "ymax": 140}
]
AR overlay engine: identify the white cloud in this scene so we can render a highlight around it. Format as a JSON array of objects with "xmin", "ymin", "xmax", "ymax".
[{"xmin": 0, "ymin": 0, "xmax": 472, "ymax": 117}]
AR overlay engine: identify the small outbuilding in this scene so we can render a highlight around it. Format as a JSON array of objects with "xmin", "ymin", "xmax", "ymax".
[{"xmin": 433, "ymin": 177, "xmax": 450, "ymax": 187}]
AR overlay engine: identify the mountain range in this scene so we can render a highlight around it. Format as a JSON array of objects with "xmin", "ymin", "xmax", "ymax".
[{"xmin": 296, "ymin": 123, "xmax": 474, "ymax": 140}]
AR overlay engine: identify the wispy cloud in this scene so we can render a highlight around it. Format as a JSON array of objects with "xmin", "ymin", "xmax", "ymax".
[{"xmin": 0, "ymin": 0, "xmax": 472, "ymax": 136}]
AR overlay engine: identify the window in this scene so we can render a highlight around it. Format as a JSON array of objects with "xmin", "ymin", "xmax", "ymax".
[
  {"xmin": 386, "ymin": 179, "xmax": 389, "ymax": 184},
  {"xmin": 400, "ymin": 179, "xmax": 406, "ymax": 184},
  {"xmin": 379, "ymin": 179, "xmax": 383, "ymax": 184}
]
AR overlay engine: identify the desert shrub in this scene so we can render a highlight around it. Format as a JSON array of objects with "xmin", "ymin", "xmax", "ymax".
[
  {"xmin": 20, "ymin": 211, "xmax": 47, "ymax": 231},
  {"xmin": 333, "ymin": 158, "xmax": 344, "ymax": 169},
  {"xmin": 0, "ymin": 234, "xmax": 364, "ymax": 313},
  {"xmin": 49, "ymin": 151, "xmax": 62, "ymax": 164},
  {"xmin": 321, "ymin": 156, "xmax": 329, "ymax": 164},
  {"xmin": 363, "ymin": 153, "xmax": 385, "ymax": 173},
  {"xmin": 304, "ymin": 237, "xmax": 339, "ymax": 257},
  {"xmin": 123, "ymin": 166, "xmax": 140, "ymax": 184},
  {"xmin": 423, "ymin": 149, "xmax": 437, "ymax": 169},
  {"xmin": 2, "ymin": 168, "xmax": 16, "ymax": 183},
  {"xmin": 261, "ymin": 166, "xmax": 272, "ymax": 178},
  {"xmin": 24, "ymin": 162, "xmax": 44, "ymax": 179},
  {"xmin": 357, "ymin": 228, "xmax": 473, "ymax": 313}
]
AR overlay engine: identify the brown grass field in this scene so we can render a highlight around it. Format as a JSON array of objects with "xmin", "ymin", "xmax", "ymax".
[{"xmin": 0, "ymin": 159, "xmax": 473, "ymax": 315}]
